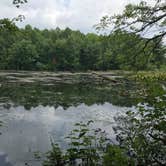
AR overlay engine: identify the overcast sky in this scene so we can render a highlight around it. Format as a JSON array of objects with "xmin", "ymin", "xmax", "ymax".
[{"xmin": 0, "ymin": 0, "xmax": 141, "ymax": 33}]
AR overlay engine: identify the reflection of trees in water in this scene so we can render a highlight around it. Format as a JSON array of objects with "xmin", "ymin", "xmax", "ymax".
[{"xmin": 0, "ymin": 80, "xmax": 164, "ymax": 110}]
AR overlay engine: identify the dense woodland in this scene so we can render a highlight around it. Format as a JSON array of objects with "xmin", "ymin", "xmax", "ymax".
[
  {"xmin": 0, "ymin": 0, "xmax": 166, "ymax": 165},
  {"xmin": 0, "ymin": 19, "xmax": 165, "ymax": 71}
]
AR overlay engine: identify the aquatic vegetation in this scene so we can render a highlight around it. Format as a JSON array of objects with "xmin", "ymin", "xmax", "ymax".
[
  {"xmin": 42, "ymin": 95, "xmax": 166, "ymax": 166},
  {"xmin": 42, "ymin": 121, "xmax": 133, "ymax": 166},
  {"xmin": 0, "ymin": 72, "xmax": 165, "ymax": 165},
  {"xmin": 42, "ymin": 120, "xmax": 109, "ymax": 166},
  {"xmin": 132, "ymin": 71, "xmax": 166, "ymax": 81}
]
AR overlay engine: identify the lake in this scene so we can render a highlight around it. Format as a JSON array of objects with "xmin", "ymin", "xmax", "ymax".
[{"xmin": 0, "ymin": 71, "xmax": 164, "ymax": 166}]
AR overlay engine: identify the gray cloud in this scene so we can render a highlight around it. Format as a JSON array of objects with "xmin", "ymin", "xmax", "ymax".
[{"xmin": 0, "ymin": 0, "xmax": 141, "ymax": 33}]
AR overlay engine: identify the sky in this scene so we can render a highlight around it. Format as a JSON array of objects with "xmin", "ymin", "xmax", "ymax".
[{"xmin": 0, "ymin": 0, "xmax": 141, "ymax": 33}]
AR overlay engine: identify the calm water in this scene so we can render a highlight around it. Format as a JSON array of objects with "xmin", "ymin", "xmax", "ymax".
[{"xmin": 0, "ymin": 71, "xmax": 164, "ymax": 166}]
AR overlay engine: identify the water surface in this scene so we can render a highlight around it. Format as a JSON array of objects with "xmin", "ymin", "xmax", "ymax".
[{"xmin": 0, "ymin": 71, "xmax": 163, "ymax": 166}]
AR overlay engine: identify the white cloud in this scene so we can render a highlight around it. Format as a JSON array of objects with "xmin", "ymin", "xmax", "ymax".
[{"xmin": 0, "ymin": 0, "xmax": 141, "ymax": 33}]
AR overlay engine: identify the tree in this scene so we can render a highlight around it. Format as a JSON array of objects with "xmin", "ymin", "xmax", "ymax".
[
  {"xmin": 96, "ymin": 0, "xmax": 166, "ymax": 60},
  {"xmin": 12, "ymin": 0, "xmax": 28, "ymax": 8},
  {"xmin": 97, "ymin": 0, "xmax": 166, "ymax": 40},
  {"xmin": 7, "ymin": 39, "xmax": 38, "ymax": 70},
  {"xmin": 0, "ymin": 18, "xmax": 18, "ymax": 31},
  {"xmin": 0, "ymin": 19, "xmax": 19, "ymax": 69},
  {"xmin": 114, "ymin": 95, "xmax": 166, "ymax": 165},
  {"xmin": 41, "ymin": 94, "xmax": 166, "ymax": 166},
  {"xmin": 79, "ymin": 33, "xmax": 101, "ymax": 70},
  {"xmin": 0, "ymin": 0, "xmax": 27, "ymax": 29}
]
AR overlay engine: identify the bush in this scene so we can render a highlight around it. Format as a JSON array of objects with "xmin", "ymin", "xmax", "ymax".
[{"xmin": 41, "ymin": 95, "xmax": 166, "ymax": 166}]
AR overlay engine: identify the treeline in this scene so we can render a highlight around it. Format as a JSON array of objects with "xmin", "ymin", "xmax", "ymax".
[{"xmin": 0, "ymin": 19, "xmax": 165, "ymax": 71}]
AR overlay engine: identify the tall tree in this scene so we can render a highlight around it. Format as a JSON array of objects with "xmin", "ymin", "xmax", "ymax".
[
  {"xmin": 7, "ymin": 39, "xmax": 38, "ymax": 70},
  {"xmin": 96, "ymin": 0, "xmax": 166, "ymax": 60}
]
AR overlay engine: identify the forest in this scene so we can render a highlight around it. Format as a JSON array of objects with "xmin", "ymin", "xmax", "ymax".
[
  {"xmin": 0, "ymin": 18, "xmax": 165, "ymax": 71},
  {"xmin": 0, "ymin": 0, "xmax": 166, "ymax": 165}
]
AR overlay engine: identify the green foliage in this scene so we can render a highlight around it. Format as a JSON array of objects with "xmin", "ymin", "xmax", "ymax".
[
  {"xmin": 7, "ymin": 39, "xmax": 38, "ymax": 70},
  {"xmin": 0, "ymin": 22, "xmax": 165, "ymax": 71},
  {"xmin": 114, "ymin": 95, "xmax": 166, "ymax": 165},
  {"xmin": 0, "ymin": 18, "xmax": 18, "ymax": 31},
  {"xmin": 96, "ymin": 0, "xmax": 166, "ymax": 69},
  {"xmin": 2, "ymin": 1, "xmax": 165, "ymax": 72},
  {"xmin": 132, "ymin": 71, "xmax": 166, "ymax": 81},
  {"xmin": 42, "ymin": 120, "xmax": 111, "ymax": 166},
  {"xmin": 97, "ymin": 0, "xmax": 166, "ymax": 40},
  {"xmin": 65, "ymin": 120, "xmax": 109, "ymax": 165},
  {"xmin": 103, "ymin": 145, "xmax": 133, "ymax": 166},
  {"xmin": 43, "ymin": 142, "xmax": 65, "ymax": 166},
  {"xmin": 42, "ymin": 95, "xmax": 166, "ymax": 166}
]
